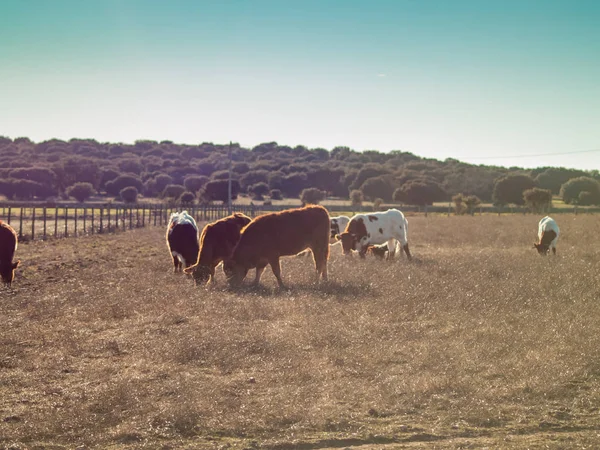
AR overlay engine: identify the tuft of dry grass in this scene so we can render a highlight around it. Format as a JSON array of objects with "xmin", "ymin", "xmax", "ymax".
[{"xmin": 1, "ymin": 214, "xmax": 600, "ymax": 448}]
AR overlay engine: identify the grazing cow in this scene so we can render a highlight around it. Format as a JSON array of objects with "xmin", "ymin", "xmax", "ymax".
[
  {"xmin": 367, "ymin": 243, "xmax": 389, "ymax": 259},
  {"xmin": 223, "ymin": 205, "xmax": 330, "ymax": 288},
  {"xmin": 183, "ymin": 213, "xmax": 252, "ymax": 285},
  {"xmin": 166, "ymin": 211, "xmax": 199, "ymax": 272},
  {"xmin": 297, "ymin": 214, "xmax": 350, "ymax": 257},
  {"xmin": 534, "ymin": 216, "xmax": 559, "ymax": 256},
  {"xmin": 336, "ymin": 209, "xmax": 411, "ymax": 260},
  {"xmin": 0, "ymin": 221, "xmax": 20, "ymax": 287}
]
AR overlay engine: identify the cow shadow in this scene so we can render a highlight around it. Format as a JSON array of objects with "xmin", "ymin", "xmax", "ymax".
[{"xmin": 224, "ymin": 279, "xmax": 376, "ymax": 301}]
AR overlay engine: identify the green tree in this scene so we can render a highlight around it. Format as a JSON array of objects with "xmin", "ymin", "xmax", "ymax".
[
  {"xmin": 201, "ymin": 179, "xmax": 241, "ymax": 203},
  {"xmin": 66, "ymin": 182, "xmax": 96, "ymax": 203},
  {"xmin": 269, "ymin": 189, "xmax": 283, "ymax": 200},
  {"xmin": 492, "ymin": 174, "xmax": 536, "ymax": 206}
]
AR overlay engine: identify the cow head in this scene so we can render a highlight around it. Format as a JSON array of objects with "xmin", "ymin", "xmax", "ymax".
[
  {"xmin": 183, "ymin": 264, "xmax": 212, "ymax": 286},
  {"xmin": 223, "ymin": 260, "xmax": 248, "ymax": 286},
  {"xmin": 533, "ymin": 243, "xmax": 550, "ymax": 256},
  {"xmin": 335, "ymin": 232, "xmax": 358, "ymax": 256},
  {"xmin": 0, "ymin": 260, "xmax": 20, "ymax": 287}
]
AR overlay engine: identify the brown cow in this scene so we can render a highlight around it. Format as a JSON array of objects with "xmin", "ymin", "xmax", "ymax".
[
  {"xmin": 0, "ymin": 221, "xmax": 20, "ymax": 287},
  {"xmin": 183, "ymin": 213, "xmax": 252, "ymax": 285},
  {"xmin": 223, "ymin": 205, "xmax": 330, "ymax": 288}
]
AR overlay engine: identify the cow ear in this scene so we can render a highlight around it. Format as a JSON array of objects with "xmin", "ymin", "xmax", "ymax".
[{"xmin": 12, "ymin": 260, "xmax": 20, "ymax": 269}]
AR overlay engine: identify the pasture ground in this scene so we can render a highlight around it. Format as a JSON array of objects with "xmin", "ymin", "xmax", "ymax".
[{"xmin": 1, "ymin": 214, "xmax": 600, "ymax": 449}]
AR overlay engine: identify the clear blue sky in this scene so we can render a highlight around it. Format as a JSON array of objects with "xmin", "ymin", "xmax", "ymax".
[{"xmin": 1, "ymin": 0, "xmax": 599, "ymax": 170}]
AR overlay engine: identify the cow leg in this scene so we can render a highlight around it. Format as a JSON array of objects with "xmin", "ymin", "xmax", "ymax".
[
  {"xmin": 269, "ymin": 258, "xmax": 286, "ymax": 289},
  {"xmin": 172, "ymin": 254, "xmax": 181, "ymax": 273},
  {"xmin": 552, "ymin": 247, "xmax": 556, "ymax": 255},
  {"xmin": 386, "ymin": 239, "xmax": 396, "ymax": 261},
  {"xmin": 311, "ymin": 247, "xmax": 328, "ymax": 283},
  {"xmin": 209, "ymin": 264, "xmax": 217, "ymax": 284},
  {"xmin": 253, "ymin": 263, "xmax": 267, "ymax": 286},
  {"xmin": 403, "ymin": 243, "xmax": 412, "ymax": 260}
]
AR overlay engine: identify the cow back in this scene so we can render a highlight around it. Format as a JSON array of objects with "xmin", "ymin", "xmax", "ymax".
[{"xmin": 232, "ymin": 205, "xmax": 330, "ymax": 267}]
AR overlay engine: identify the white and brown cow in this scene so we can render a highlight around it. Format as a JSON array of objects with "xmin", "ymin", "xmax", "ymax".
[
  {"xmin": 0, "ymin": 221, "xmax": 20, "ymax": 287},
  {"xmin": 166, "ymin": 211, "xmax": 200, "ymax": 272},
  {"xmin": 224, "ymin": 205, "xmax": 330, "ymax": 288},
  {"xmin": 336, "ymin": 209, "xmax": 411, "ymax": 260},
  {"xmin": 533, "ymin": 216, "xmax": 559, "ymax": 256},
  {"xmin": 183, "ymin": 213, "xmax": 252, "ymax": 285},
  {"xmin": 298, "ymin": 214, "xmax": 350, "ymax": 257}
]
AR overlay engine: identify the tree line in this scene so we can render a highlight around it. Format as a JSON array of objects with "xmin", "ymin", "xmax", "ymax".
[{"xmin": 0, "ymin": 136, "xmax": 598, "ymax": 209}]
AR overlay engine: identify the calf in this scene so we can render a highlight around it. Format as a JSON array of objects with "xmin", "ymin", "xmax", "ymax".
[
  {"xmin": 534, "ymin": 216, "xmax": 559, "ymax": 256},
  {"xmin": 183, "ymin": 213, "xmax": 252, "ymax": 285},
  {"xmin": 0, "ymin": 221, "xmax": 20, "ymax": 287},
  {"xmin": 367, "ymin": 243, "xmax": 389, "ymax": 259},
  {"xmin": 336, "ymin": 209, "xmax": 411, "ymax": 260},
  {"xmin": 224, "ymin": 205, "xmax": 330, "ymax": 288},
  {"xmin": 166, "ymin": 211, "xmax": 199, "ymax": 272}
]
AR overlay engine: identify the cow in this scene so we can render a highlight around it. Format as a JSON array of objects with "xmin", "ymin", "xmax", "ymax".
[
  {"xmin": 297, "ymin": 214, "xmax": 350, "ymax": 257},
  {"xmin": 336, "ymin": 209, "xmax": 412, "ymax": 260},
  {"xmin": 533, "ymin": 216, "xmax": 559, "ymax": 256},
  {"xmin": 166, "ymin": 211, "xmax": 200, "ymax": 272},
  {"xmin": 183, "ymin": 213, "xmax": 252, "ymax": 285},
  {"xmin": 223, "ymin": 205, "xmax": 330, "ymax": 288},
  {"xmin": 0, "ymin": 221, "xmax": 20, "ymax": 287}
]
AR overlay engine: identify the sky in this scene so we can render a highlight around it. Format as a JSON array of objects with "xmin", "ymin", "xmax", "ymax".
[{"xmin": 1, "ymin": 0, "xmax": 599, "ymax": 170}]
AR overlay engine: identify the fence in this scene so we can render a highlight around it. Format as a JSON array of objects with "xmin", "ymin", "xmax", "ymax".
[
  {"xmin": 1, "ymin": 201, "xmax": 597, "ymax": 242},
  {"xmin": 0, "ymin": 204, "xmax": 259, "ymax": 242}
]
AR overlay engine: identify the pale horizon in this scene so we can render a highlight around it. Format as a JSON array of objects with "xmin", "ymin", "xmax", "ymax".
[{"xmin": 1, "ymin": 0, "xmax": 599, "ymax": 171}]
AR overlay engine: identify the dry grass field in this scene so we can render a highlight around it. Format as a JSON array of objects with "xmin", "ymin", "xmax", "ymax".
[{"xmin": 2, "ymin": 214, "xmax": 600, "ymax": 449}]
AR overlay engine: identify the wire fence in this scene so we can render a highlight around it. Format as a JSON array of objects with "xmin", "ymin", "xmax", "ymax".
[
  {"xmin": 0, "ymin": 201, "xmax": 596, "ymax": 242},
  {"xmin": 0, "ymin": 204, "xmax": 259, "ymax": 242}
]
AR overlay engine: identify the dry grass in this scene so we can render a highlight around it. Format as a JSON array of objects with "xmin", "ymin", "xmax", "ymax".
[{"xmin": 2, "ymin": 214, "xmax": 600, "ymax": 449}]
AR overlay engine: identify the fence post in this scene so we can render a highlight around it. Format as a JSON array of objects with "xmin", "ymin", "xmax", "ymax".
[
  {"xmin": 99, "ymin": 208, "xmax": 104, "ymax": 233},
  {"xmin": 91, "ymin": 208, "xmax": 95, "ymax": 234},
  {"xmin": 83, "ymin": 208, "xmax": 87, "ymax": 233},
  {"xmin": 142, "ymin": 206, "xmax": 146, "ymax": 227},
  {"xmin": 574, "ymin": 206, "xmax": 578, "ymax": 215},
  {"xmin": 31, "ymin": 208, "xmax": 36, "ymax": 241},
  {"xmin": 54, "ymin": 207, "xmax": 58, "ymax": 238},
  {"xmin": 65, "ymin": 207, "xmax": 69, "ymax": 237},
  {"xmin": 107, "ymin": 206, "xmax": 111, "ymax": 231},
  {"xmin": 19, "ymin": 208, "xmax": 23, "ymax": 239},
  {"xmin": 43, "ymin": 207, "xmax": 47, "ymax": 240},
  {"xmin": 7, "ymin": 207, "xmax": 11, "ymax": 226},
  {"xmin": 74, "ymin": 208, "xmax": 78, "ymax": 236},
  {"xmin": 129, "ymin": 208, "xmax": 133, "ymax": 229}
]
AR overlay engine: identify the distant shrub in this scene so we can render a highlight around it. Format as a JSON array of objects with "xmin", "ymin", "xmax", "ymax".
[
  {"xmin": 66, "ymin": 182, "xmax": 96, "ymax": 203},
  {"xmin": 120, "ymin": 186, "xmax": 138, "ymax": 203},
  {"xmin": 560, "ymin": 177, "xmax": 600, "ymax": 205},
  {"xmin": 350, "ymin": 189, "xmax": 363, "ymax": 207},
  {"xmin": 269, "ymin": 189, "xmax": 283, "ymax": 200},
  {"xmin": 373, "ymin": 198, "xmax": 384, "ymax": 210},
  {"xmin": 300, "ymin": 188, "xmax": 325, "ymax": 205},
  {"xmin": 523, "ymin": 188, "xmax": 552, "ymax": 213},
  {"xmin": 178, "ymin": 191, "xmax": 195, "ymax": 205},
  {"xmin": 163, "ymin": 184, "xmax": 186, "ymax": 199},
  {"xmin": 105, "ymin": 174, "xmax": 143, "ymax": 196}
]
